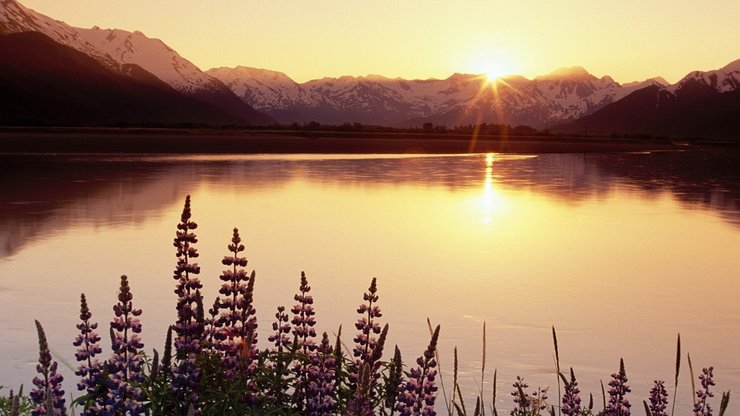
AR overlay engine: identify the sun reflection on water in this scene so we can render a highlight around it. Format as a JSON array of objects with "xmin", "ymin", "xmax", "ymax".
[{"xmin": 480, "ymin": 153, "xmax": 505, "ymax": 223}]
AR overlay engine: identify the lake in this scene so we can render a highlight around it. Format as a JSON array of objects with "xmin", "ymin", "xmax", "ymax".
[{"xmin": 0, "ymin": 150, "xmax": 739, "ymax": 414}]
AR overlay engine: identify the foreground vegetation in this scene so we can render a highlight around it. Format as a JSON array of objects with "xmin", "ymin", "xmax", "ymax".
[{"xmin": 0, "ymin": 196, "xmax": 731, "ymax": 416}]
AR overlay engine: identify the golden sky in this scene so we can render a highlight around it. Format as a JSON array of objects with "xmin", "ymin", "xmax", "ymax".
[{"xmin": 22, "ymin": 0, "xmax": 740, "ymax": 84}]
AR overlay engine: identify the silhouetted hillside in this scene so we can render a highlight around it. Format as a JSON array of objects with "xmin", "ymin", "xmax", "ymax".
[
  {"xmin": 553, "ymin": 77, "xmax": 740, "ymax": 139},
  {"xmin": 0, "ymin": 32, "xmax": 254, "ymax": 126}
]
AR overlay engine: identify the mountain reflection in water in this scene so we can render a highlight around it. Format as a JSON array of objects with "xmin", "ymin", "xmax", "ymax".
[{"xmin": 1, "ymin": 151, "xmax": 737, "ymax": 257}]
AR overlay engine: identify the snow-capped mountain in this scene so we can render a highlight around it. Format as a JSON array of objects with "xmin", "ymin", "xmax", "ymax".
[
  {"xmin": 207, "ymin": 66, "xmax": 320, "ymax": 110},
  {"xmin": 667, "ymin": 59, "xmax": 740, "ymax": 94},
  {"xmin": 0, "ymin": 0, "xmax": 272, "ymax": 124},
  {"xmin": 77, "ymin": 27, "xmax": 225, "ymax": 94},
  {"xmin": 552, "ymin": 59, "xmax": 740, "ymax": 138},
  {"xmin": 207, "ymin": 65, "xmax": 668, "ymax": 128},
  {"xmin": 0, "ymin": 0, "xmax": 117, "ymax": 67}
]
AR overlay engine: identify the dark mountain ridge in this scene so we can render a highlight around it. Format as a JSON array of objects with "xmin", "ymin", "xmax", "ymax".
[{"xmin": 0, "ymin": 32, "xmax": 251, "ymax": 126}]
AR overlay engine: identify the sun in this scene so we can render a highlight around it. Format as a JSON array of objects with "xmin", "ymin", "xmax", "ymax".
[
  {"xmin": 483, "ymin": 64, "xmax": 506, "ymax": 83},
  {"xmin": 467, "ymin": 55, "xmax": 514, "ymax": 83},
  {"xmin": 481, "ymin": 62, "xmax": 511, "ymax": 83}
]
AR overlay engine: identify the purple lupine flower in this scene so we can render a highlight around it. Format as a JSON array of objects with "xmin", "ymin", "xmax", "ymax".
[
  {"xmin": 531, "ymin": 387, "xmax": 549, "ymax": 413},
  {"xmin": 105, "ymin": 275, "xmax": 145, "ymax": 415},
  {"xmin": 266, "ymin": 306, "xmax": 292, "ymax": 405},
  {"xmin": 606, "ymin": 359, "xmax": 631, "ymax": 416},
  {"xmin": 348, "ymin": 323, "xmax": 389, "ymax": 416},
  {"xmin": 561, "ymin": 368, "xmax": 582, "ymax": 416},
  {"xmin": 171, "ymin": 195, "xmax": 203, "ymax": 413},
  {"xmin": 204, "ymin": 296, "xmax": 221, "ymax": 348},
  {"xmin": 352, "ymin": 278, "xmax": 382, "ymax": 364},
  {"xmin": 73, "ymin": 294, "xmax": 105, "ymax": 415},
  {"xmin": 396, "ymin": 325, "xmax": 441, "ymax": 416},
  {"xmin": 306, "ymin": 332, "xmax": 337, "ymax": 416},
  {"xmin": 693, "ymin": 367, "xmax": 715, "ymax": 416},
  {"xmin": 648, "ymin": 380, "xmax": 668, "ymax": 416},
  {"xmin": 215, "ymin": 227, "xmax": 259, "ymax": 385},
  {"xmin": 291, "ymin": 271, "xmax": 318, "ymax": 410},
  {"xmin": 269, "ymin": 306, "xmax": 292, "ymax": 351},
  {"xmin": 346, "ymin": 278, "xmax": 387, "ymax": 415},
  {"xmin": 291, "ymin": 271, "xmax": 317, "ymax": 353},
  {"xmin": 30, "ymin": 320, "xmax": 66, "ymax": 416},
  {"xmin": 511, "ymin": 376, "xmax": 531, "ymax": 415}
]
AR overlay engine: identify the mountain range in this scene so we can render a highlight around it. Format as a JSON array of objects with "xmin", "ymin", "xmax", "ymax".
[
  {"xmin": 1, "ymin": 0, "xmax": 739, "ymax": 138},
  {"xmin": 205, "ymin": 66, "xmax": 668, "ymax": 128},
  {"xmin": 0, "ymin": 0, "xmax": 272, "ymax": 125}
]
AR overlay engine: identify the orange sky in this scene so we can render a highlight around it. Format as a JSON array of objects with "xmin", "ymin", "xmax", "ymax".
[{"xmin": 21, "ymin": 0, "xmax": 740, "ymax": 84}]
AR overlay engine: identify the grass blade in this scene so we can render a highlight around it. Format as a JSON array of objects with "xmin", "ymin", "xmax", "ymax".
[
  {"xmin": 553, "ymin": 326, "xmax": 561, "ymax": 416},
  {"xmin": 456, "ymin": 382, "xmax": 468, "ymax": 416},
  {"xmin": 428, "ymin": 317, "xmax": 451, "ymax": 416},
  {"xmin": 600, "ymin": 380, "xmax": 606, "ymax": 412},
  {"xmin": 688, "ymin": 353, "xmax": 696, "ymax": 407},
  {"xmin": 718, "ymin": 391, "xmax": 730, "ymax": 416},
  {"xmin": 453, "ymin": 346, "xmax": 460, "ymax": 414},
  {"xmin": 491, "ymin": 368, "xmax": 497, "ymax": 416},
  {"xmin": 671, "ymin": 333, "xmax": 680, "ymax": 416},
  {"xmin": 643, "ymin": 400, "xmax": 653, "ymax": 416},
  {"xmin": 481, "ymin": 321, "xmax": 487, "ymax": 416}
]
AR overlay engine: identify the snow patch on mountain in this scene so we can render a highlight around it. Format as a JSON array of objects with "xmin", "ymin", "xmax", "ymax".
[
  {"xmin": 0, "ymin": 0, "xmax": 117, "ymax": 67},
  {"xmin": 209, "ymin": 66, "xmax": 675, "ymax": 127},
  {"xmin": 668, "ymin": 59, "xmax": 740, "ymax": 94},
  {"xmin": 77, "ymin": 27, "xmax": 224, "ymax": 93},
  {"xmin": 206, "ymin": 66, "xmax": 321, "ymax": 109}
]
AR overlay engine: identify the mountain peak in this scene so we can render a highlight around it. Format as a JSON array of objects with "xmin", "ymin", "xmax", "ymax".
[
  {"xmin": 537, "ymin": 66, "xmax": 594, "ymax": 80},
  {"xmin": 622, "ymin": 76, "xmax": 670, "ymax": 89},
  {"xmin": 720, "ymin": 58, "xmax": 740, "ymax": 73}
]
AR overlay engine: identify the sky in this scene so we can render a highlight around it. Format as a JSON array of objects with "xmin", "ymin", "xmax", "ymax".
[{"xmin": 21, "ymin": 0, "xmax": 740, "ymax": 84}]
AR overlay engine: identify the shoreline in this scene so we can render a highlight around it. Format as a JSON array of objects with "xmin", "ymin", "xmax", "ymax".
[{"xmin": 0, "ymin": 127, "xmax": 708, "ymax": 154}]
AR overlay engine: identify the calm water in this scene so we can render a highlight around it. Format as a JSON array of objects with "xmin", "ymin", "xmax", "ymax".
[{"xmin": 1, "ymin": 151, "xmax": 739, "ymax": 414}]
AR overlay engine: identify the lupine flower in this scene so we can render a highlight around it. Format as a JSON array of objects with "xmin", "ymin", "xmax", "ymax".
[
  {"xmin": 511, "ymin": 376, "xmax": 530, "ymax": 415},
  {"xmin": 648, "ymin": 380, "xmax": 668, "ymax": 416},
  {"xmin": 306, "ymin": 332, "xmax": 337, "ymax": 416},
  {"xmin": 348, "ymin": 323, "xmax": 389, "ymax": 416},
  {"xmin": 396, "ymin": 325, "xmax": 440, "ymax": 416},
  {"xmin": 693, "ymin": 367, "xmax": 715, "ymax": 416},
  {"xmin": 171, "ymin": 195, "xmax": 203, "ymax": 413},
  {"xmin": 292, "ymin": 271, "xmax": 317, "ymax": 353},
  {"xmin": 106, "ymin": 275, "xmax": 145, "ymax": 415},
  {"xmin": 266, "ymin": 306, "xmax": 292, "ymax": 405},
  {"xmin": 531, "ymin": 387, "xmax": 549, "ymax": 413},
  {"xmin": 607, "ymin": 359, "xmax": 631, "ymax": 416},
  {"xmin": 204, "ymin": 296, "xmax": 221, "ymax": 347},
  {"xmin": 269, "ymin": 306, "xmax": 292, "ymax": 351},
  {"xmin": 291, "ymin": 271, "xmax": 317, "ymax": 411},
  {"xmin": 561, "ymin": 368, "xmax": 582, "ymax": 416},
  {"xmin": 30, "ymin": 320, "xmax": 66, "ymax": 416},
  {"xmin": 346, "ymin": 277, "xmax": 387, "ymax": 414},
  {"xmin": 73, "ymin": 293, "xmax": 105, "ymax": 415},
  {"xmin": 349, "ymin": 278, "xmax": 384, "ymax": 395},
  {"xmin": 352, "ymin": 278, "xmax": 382, "ymax": 364},
  {"xmin": 215, "ymin": 227, "xmax": 259, "ymax": 384}
]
